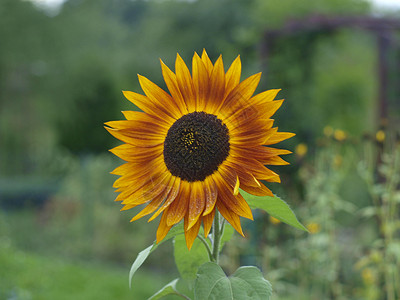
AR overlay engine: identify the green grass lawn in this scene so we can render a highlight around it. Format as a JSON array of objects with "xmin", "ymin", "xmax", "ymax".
[{"xmin": 0, "ymin": 242, "xmax": 173, "ymax": 300}]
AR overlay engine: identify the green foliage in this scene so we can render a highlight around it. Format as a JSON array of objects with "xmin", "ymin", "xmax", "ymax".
[
  {"xmin": 129, "ymin": 193, "xmax": 303, "ymax": 299},
  {"xmin": 148, "ymin": 279, "xmax": 181, "ymax": 300},
  {"xmin": 356, "ymin": 137, "xmax": 400, "ymax": 299},
  {"xmin": 174, "ymin": 235, "xmax": 210, "ymax": 282},
  {"xmin": 194, "ymin": 262, "xmax": 272, "ymax": 300},
  {"xmin": 0, "ymin": 243, "xmax": 166, "ymax": 300},
  {"xmin": 241, "ymin": 190, "xmax": 307, "ymax": 231},
  {"xmin": 129, "ymin": 224, "xmax": 185, "ymax": 289},
  {"xmin": 253, "ymin": 0, "xmax": 370, "ymax": 28}
]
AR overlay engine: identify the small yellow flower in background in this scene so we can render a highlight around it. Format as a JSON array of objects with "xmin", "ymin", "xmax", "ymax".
[
  {"xmin": 323, "ymin": 126, "xmax": 334, "ymax": 137},
  {"xmin": 370, "ymin": 250, "xmax": 383, "ymax": 263},
  {"xmin": 375, "ymin": 130, "xmax": 385, "ymax": 143},
  {"xmin": 306, "ymin": 222, "xmax": 321, "ymax": 234},
  {"xmin": 105, "ymin": 50, "xmax": 294, "ymax": 249},
  {"xmin": 333, "ymin": 129, "xmax": 347, "ymax": 142},
  {"xmin": 269, "ymin": 216, "xmax": 281, "ymax": 225},
  {"xmin": 333, "ymin": 155, "xmax": 343, "ymax": 168},
  {"xmin": 295, "ymin": 143, "xmax": 308, "ymax": 158},
  {"xmin": 354, "ymin": 256, "xmax": 369, "ymax": 270},
  {"xmin": 361, "ymin": 268, "xmax": 376, "ymax": 285}
]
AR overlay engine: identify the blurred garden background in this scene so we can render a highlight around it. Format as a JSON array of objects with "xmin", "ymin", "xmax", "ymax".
[{"xmin": 1, "ymin": 0, "xmax": 400, "ymax": 299}]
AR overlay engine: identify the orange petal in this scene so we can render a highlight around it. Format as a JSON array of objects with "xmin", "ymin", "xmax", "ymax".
[
  {"xmin": 187, "ymin": 182, "xmax": 206, "ymax": 230},
  {"xmin": 239, "ymin": 182, "xmax": 274, "ymax": 197},
  {"xmin": 203, "ymin": 209, "xmax": 215, "ymax": 237},
  {"xmin": 184, "ymin": 217, "xmax": 202, "ymax": 250},
  {"xmin": 166, "ymin": 181, "xmax": 190, "ymax": 226},
  {"xmin": 265, "ymin": 156, "xmax": 290, "ymax": 165},
  {"xmin": 228, "ymin": 156, "xmax": 281, "ymax": 183},
  {"xmin": 129, "ymin": 176, "xmax": 174, "ymax": 222},
  {"xmin": 105, "ymin": 126, "xmax": 164, "ymax": 147},
  {"xmin": 148, "ymin": 177, "xmax": 181, "ymax": 222},
  {"xmin": 258, "ymin": 99, "xmax": 284, "ymax": 119},
  {"xmin": 156, "ymin": 208, "xmax": 173, "ymax": 243},
  {"xmin": 192, "ymin": 53, "xmax": 209, "ymax": 112},
  {"xmin": 205, "ymin": 55, "xmax": 225, "ymax": 114},
  {"xmin": 160, "ymin": 59, "xmax": 188, "ymax": 115},
  {"xmin": 138, "ymin": 75, "xmax": 182, "ymax": 120},
  {"xmin": 264, "ymin": 132, "xmax": 296, "ymax": 145},
  {"xmin": 214, "ymin": 173, "xmax": 253, "ymax": 220},
  {"xmin": 122, "ymin": 90, "xmax": 175, "ymax": 124},
  {"xmin": 233, "ymin": 175, "xmax": 240, "ymax": 196},
  {"xmin": 120, "ymin": 110, "xmax": 171, "ymax": 131},
  {"xmin": 222, "ymin": 161, "xmax": 260, "ymax": 188},
  {"xmin": 201, "ymin": 49, "xmax": 213, "ymax": 75},
  {"xmin": 250, "ymin": 89, "xmax": 281, "ymax": 105},
  {"xmin": 224, "ymin": 55, "xmax": 241, "ymax": 97},
  {"xmin": 218, "ymin": 72, "xmax": 261, "ymax": 115},
  {"xmin": 203, "ymin": 176, "xmax": 218, "ymax": 215},
  {"xmin": 120, "ymin": 171, "xmax": 171, "ymax": 206},
  {"xmin": 216, "ymin": 201, "xmax": 244, "ymax": 236},
  {"xmin": 110, "ymin": 144, "xmax": 162, "ymax": 163},
  {"xmin": 175, "ymin": 54, "xmax": 196, "ymax": 112}
]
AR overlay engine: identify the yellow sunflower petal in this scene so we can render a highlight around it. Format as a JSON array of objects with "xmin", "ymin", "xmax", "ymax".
[
  {"xmin": 203, "ymin": 209, "xmax": 215, "ymax": 237},
  {"xmin": 187, "ymin": 182, "xmax": 206, "ymax": 230},
  {"xmin": 138, "ymin": 75, "xmax": 182, "ymax": 120},
  {"xmin": 264, "ymin": 131, "xmax": 296, "ymax": 145},
  {"xmin": 175, "ymin": 53, "xmax": 196, "ymax": 112},
  {"xmin": 224, "ymin": 55, "xmax": 241, "ymax": 97},
  {"xmin": 120, "ymin": 110, "xmax": 170, "ymax": 131},
  {"xmin": 214, "ymin": 173, "xmax": 253, "ymax": 220},
  {"xmin": 203, "ymin": 176, "xmax": 218, "ymax": 216},
  {"xmin": 166, "ymin": 181, "xmax": 190, "ymax": 226},
  {"xmin": 156, "ymin": 208, "xmax": 173, "ymax": 243},
  {"xmin": 205, "ymin": 55, "xmax": 225, "ymax": 114},
  {"xmin": 192, "ymin": 52, "xmax": 209, "ymax": 111},
  {"xmin": 217, "ymin": 200, "xmax": 244, "ymax": 236},
  {"xmin": 233, "ymin": 175, "xmax": 240, "ymax": 196},
  {"xmin": 148, "ymin": 176, "xmax": 181, "ymax": 222},
  {"xmin": 122, "ymin": 90, "xmax": 175, "ymax": 124},
  {"xmin": 240, "ymin": 182, "xmax": 274, "ymax": 197},
  {"xmin": 129, "ymin": 175, "xmax": 174, "ymax": 222},
  {"xmin": 105, "ymin": 126, "xmax": 164, "ymax": 147},
  {"xmin": 218, "ymin": 72, "xmax": 261, "ymax": 115},
  {"xmin": 110, "ymin": 144, "xmax": 162, "ymax": 163},
  {"xmin": 160, "ymin": 59, "xmax": 188, "ymax": 115},
  {"xmin": 184, "ymin": 217, "xmax": 202, "ymax": 250},
  {"xmin": 201, "ymin": 49, "xmax": 213, "ymax": 74}
]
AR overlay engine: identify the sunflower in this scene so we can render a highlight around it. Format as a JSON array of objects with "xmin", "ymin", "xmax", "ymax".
[{"xmin": 105, "ymin": 50, "xmax": 294, "ymax": 250}]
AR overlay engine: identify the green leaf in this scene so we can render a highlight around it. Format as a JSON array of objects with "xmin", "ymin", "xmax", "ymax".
[
  {"xmin": 129, "ymin": 244, "xmax": 153, "ymax": 289},
  {"xmin": 148, "ymin": 278, "xmax": 180, "ymax": 300},
  {"xmin": 232, "ymin": 266, "xmax": 272, "ymax": 299},
  {"xmin": 174, "ymin": 234, "xmax": 210, "ymax": 282},
  {"xmin": 194, "ymin": 262, "xmax": 272, "ymax": 300},
  {"xmin": 129, "ymin": 223, "xmax": 185, "ymax": 288},
  {"xmin": 241, "ymin": 190, "xmax": 308, "ymax": 232}
]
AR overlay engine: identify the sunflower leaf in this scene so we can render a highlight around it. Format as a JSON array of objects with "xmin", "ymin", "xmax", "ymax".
[
  {"xmin": 174, "ymin": 233, "xmax": 209, "ymax": 283},
  {"xmin": 147, "ymin": 278, "xmax": 182, "ymax": 300},
  {"xmin": 194, "ymin": 262, "xmax": 272, "ymax": 300},
  {"xmin": 240, "ymin": 190, "xmax": 308, "ymax": 232},
  {"xmin": 129, "ymin": 223, "xmax": 185, "ymax": 289}
]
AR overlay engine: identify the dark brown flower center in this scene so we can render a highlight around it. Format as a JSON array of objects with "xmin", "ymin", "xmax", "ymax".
[{"xmin": 163, "ymin": 111, "xmax": 230, "ymax": 182}]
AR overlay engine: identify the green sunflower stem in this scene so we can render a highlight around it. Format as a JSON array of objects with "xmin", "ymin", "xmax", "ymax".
[
  {"xmin": 197, "ymin": 234, "xmax": 213, "ymax": 261},
  {"xmin": 211, "ymin": 211, "xmax": 224, "ymax": 263}
]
